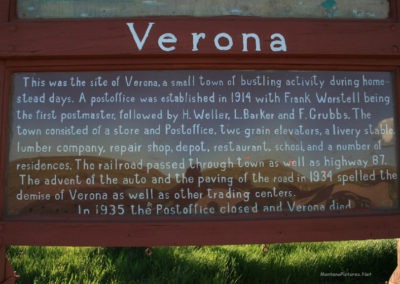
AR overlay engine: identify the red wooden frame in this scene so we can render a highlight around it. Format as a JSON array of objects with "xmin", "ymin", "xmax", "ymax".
[
  {"xmin": 0, "ymin": 19, "xmax": 399, "ymax": 58},
  {"xmin": 1, "ymin": 0, "xmax": 400, "ymax": 249}
]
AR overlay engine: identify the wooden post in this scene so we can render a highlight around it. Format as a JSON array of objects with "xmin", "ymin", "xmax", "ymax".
[
  {"xmin": 389, "ymin": 239, "xmax": 400, "ymax": 284},
  {"xmin": 0, "ymin": 247, "xmax": 17, "ymax": 284}
]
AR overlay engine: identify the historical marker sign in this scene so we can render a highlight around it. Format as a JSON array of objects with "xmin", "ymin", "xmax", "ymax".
[
  {"xmin": 7, "ymin": 70, "xmax": 397, "ymax": 220},
  {"xmin": 0, "ymin": 2, "xmax": 400, "ymax": 283}
]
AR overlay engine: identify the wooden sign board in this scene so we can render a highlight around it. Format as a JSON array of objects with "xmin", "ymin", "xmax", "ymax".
[{"xmin": 0, "ymin": 0, "xmax": 400, "ymax": 248}]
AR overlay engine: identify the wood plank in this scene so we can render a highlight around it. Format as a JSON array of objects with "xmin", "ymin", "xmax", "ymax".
[
  {"xmin": 0, "ymin": 19, "xmax": 399, "ymax": 58},
  {"xmin": 395, "ymin": 0, "xmax": 400, "ymax": 21},
  {"xmin": 0, "ymin": 247, "xmax": 5, "ymax": 284},
  {"xmin": 3, "ymin": 215, "xmax": 400, "ymax": 246},
  {"xmin": 4, "ymin": 56, "xmax": 400, "ymax": 69},
  {"xmin": 0, "ymin": 1, "xmax": 10, "ymax": 22},
  {"xmin": 0, "ymin": 61, "xmax": 6, "ymax": 221},
  {"xmin": 389, "ymin": 240, "xmax": 400, "ymax": 284}
]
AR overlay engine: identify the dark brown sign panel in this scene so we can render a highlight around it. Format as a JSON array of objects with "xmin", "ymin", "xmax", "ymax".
[{"xmin": 7, "ymin": 70, "xmax": 398, "ymax": 220}]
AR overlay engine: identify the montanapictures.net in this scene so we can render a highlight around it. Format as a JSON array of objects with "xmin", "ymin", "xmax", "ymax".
[{"xmin": 320, "ymin": 272, "xmax": 372, "ymax": 277}]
